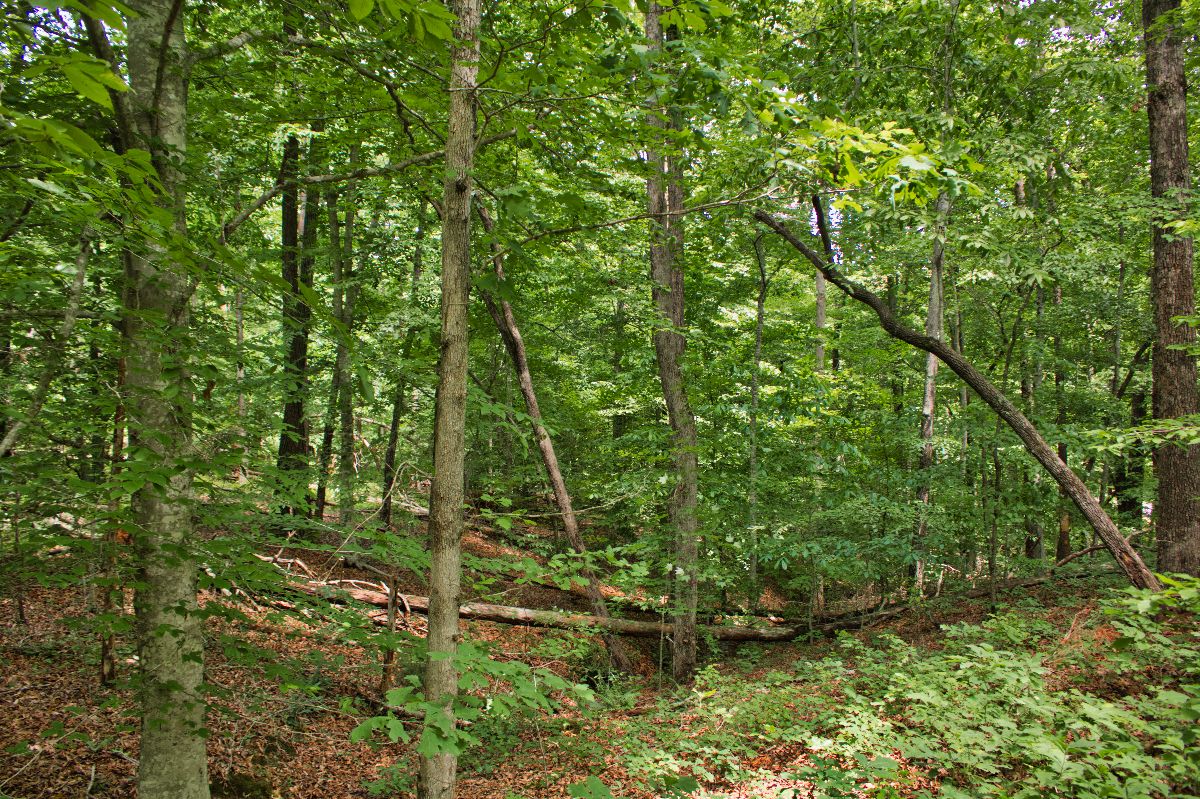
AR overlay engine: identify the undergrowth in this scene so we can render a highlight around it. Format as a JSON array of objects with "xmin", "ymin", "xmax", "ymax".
[{"xmin": 522, "ymin": 577, "xmax": 1200, "ymax": 799}]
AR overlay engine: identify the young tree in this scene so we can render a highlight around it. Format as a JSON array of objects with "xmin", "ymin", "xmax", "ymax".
[{"xmin": 418, "ymin": 0, "xmax": 480, "ymax": 794}]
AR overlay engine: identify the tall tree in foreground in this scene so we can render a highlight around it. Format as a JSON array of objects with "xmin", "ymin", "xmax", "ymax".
[
  {"xmin": 418, "ymin": 0, "xmax": 480, "ymax": 793},
  {"xmin": 1143, "ymin": 0, "xmax": 1200, "ymax": 575},
  {"xmin": 122, "ymin": 0, "xmax": 209, "ymax": 795},
  {"xmin": 646, "ymin": 1, "xmax": 699, "ymax": 682}
]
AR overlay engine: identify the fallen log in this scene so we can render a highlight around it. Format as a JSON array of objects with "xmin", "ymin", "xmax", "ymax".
[
  {"xmin": 293, "ymin": 581, "xmax": 802, "ymax": 640},
  {"xmin": 280, "ymin": 568, "xmax": 1118, "ymax": 643}
]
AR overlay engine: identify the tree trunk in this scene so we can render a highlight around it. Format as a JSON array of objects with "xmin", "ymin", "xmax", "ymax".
[
  {"xmin": 418, "ymin": 0, "xmax": 479, "ymax": 794},
  {"xmin": 1115, "ymin": 390, "xmax": 1148, "ymax": 525},
  {"xmin": 124, "ymin": 2, "xmax": 209, "ymax": 795},
  {"xmin": 0, "ymin": 231, "xmax": 92, "ymax": 459},
  {"xmin": 381, "ymin": 202, "xmax": 426, "ymax": 528},
  {"xmin": 646, "ymin": 2, "xmax": 700, "ymax": 682},
  {"xmin": 476, "ymin": 204, "xmax": 634, "ymax": 672},
  {"xmin": 328, "ymin": 182, "xmax": 358, "ymax": 527},
  {"xmin": 756, "ymin": 211, "xmax": 1160, "ymax": 590},
  {"xmin": 1145, "ymin": 0, "xmax": 1200, "ymax": 575},
  {"xmin": 915, "ymin": 193, "xmax": 949, "ymax": 592},
  {"xmin": 277, "ymin": 133, "xmax": 319, "ymax": 516},
  {"xmin": 612, "ymin": 298, "xmax": 630, "ymax": 439},
  {"xmin": 748, "ymin": 235, "xmax": 768, "ymax": 608},
  {"xmin": 811, "ymin": 195, "xmax": 832, "ymax": 373}
]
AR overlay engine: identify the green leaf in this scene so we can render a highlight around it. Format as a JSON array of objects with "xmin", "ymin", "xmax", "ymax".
[
  {"xmin": 349, "ymin": 0, "xmax": 375, "ymax": 19},
  {"xmin": 61, "ymin": 63, "xmax": 112, "ymax": 109},
  {"xmin": 567, "ymin": 776, "xmax": 615, "ymax": 799}
]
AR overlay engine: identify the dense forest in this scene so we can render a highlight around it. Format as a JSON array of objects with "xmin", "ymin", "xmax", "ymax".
[{"xmin": 2, "ymin": 0, "xmax": 1200, "ymax": 796}]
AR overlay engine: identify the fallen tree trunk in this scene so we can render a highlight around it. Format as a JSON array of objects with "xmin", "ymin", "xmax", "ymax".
[
  {"xmin": 292, "ymin": 572, "xmax": 1099, "ymax": 642},
  {"xmin": 292, "ymin": 580, "xmax": 799, "ymax": 640},
  {"xmin": 754, "ymin": 210, "xmax": 1161, "ymax": 591},
  {"xmin": 267, "ymin": 558, "xmax": 1117, "ymax": 643}
]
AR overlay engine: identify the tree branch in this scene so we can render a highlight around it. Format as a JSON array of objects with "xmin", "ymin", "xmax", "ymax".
[
  {"xmin": 0, "ymin": 228, "xmax": 94, "ymax": 458},
  {"xmin": 755, "ymin": 209, "xmax": 1160, "ymax": 591}
]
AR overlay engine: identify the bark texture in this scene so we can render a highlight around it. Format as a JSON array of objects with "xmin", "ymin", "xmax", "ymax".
[
  {"xmin": 418, "ymin": 0, "xmax": 479, "ymax": 794},
  {"xmin": 756, "ymin": 211, "xmax": 1160, "ymax": 590},
  {"xmin": 1144, "ymin": 0, "xmax": 1200, "ymax": 575},
  {"xmin": 646, "ymin": 2, "xmax": 700, "ymax": 683},
  {"xmin": 124, "ymin": 1, "xmax": 209, "ymax": 795}
]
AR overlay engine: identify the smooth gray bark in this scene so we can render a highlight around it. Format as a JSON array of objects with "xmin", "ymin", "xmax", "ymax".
[{"xmin": 124, "ymin": 1, "xmax": 210, "ymax": 795}]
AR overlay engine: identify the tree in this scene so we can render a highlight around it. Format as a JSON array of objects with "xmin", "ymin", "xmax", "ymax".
[
  {"xmin": 418, "ymin": 0, "xmax": 480, "ymax": 794},
  {"xmin": 122, "ymin": 0, "xmax": 209, "ymax": 795},
  {"xmin": 646, "ymin": 0, "xmax": 700, "ymax": 682},
  {"xmin": 1144, "ymin": 0, "xmax": 1200, "ymax": 576}
]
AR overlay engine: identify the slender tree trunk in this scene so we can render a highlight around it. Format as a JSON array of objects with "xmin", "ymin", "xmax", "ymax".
[
  {"xmin": 325, "ymin": 180, "xmax": 359, "ymax": 527},
  {"xmin": 886, "ymin": 275, "xmax": 904, "ymax": 416},
  {"xmin": 476, "ymin": 204, "xmax": 634, "ymax": 672},
  {"xmin": 418, "ymin": 0, "xmax": 479, "ymax": 793},
  {"xmin": 646, "ymin": 2, "xmax": 700, "ymax": 682},
  {"xmin": 314, "ymin": 403, "xmax": 337, "ymax": 519},
  {"xmin": 811, "ymin": 196, "xmax": 833, "ymax": 373},
  {"xmin": 381, "ymin": 204, "xmax": 426, "ymax": 528},
  {"xmin": 99, "ymin": 353, "xmax": 126, "ymax": 686},
  {"xmin": 756, "ymin": 211, "xmax": 1160, "ymax": 590},
  {"xmin": 915, "ymin": 193, "xmax": 949, "ymax": 592},
  {"xmin": 0, "ymin": 230, "xmax": 92, "ymax": 459},
  {"xmin": 1145, "ymin": 0, "xmax": 1200, "ymax": 575},
  {"xmin": 1115, "ymin": 390, "xmax": 1148, "ymax": 524},
  {"xmin": 612, "ymin": 298, "xmax": 630, "ymax": 439},
  {"xmin": 1053, "ymin": 285, "xmax": 1073, "ymax": 561},
  {"xmin": 748, "ymin": 234, "xmax": 768, "ymax": 608},
  {"xmin": 123, "ymin": 2, "xmax": 209, "ymax": 795}
]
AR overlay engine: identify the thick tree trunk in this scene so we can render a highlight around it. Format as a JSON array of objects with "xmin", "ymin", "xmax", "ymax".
[
  {"xmin": 756, "ymin": 211, "xmax": 1160, "ymax": 590},
  {"xmin": 476, "ymin": 204, "xmax": 634, "ymax": 672},
  {"xmin": 418, "ymin": 0, "xmax": 479, "ymax": 794},
  {"xmin": 124, "ymin": 2, "xmax": 209, "ymax": 796},
  {"xmin": 1145, "ymin": 0, "xmax": 1200, "ymax": 575},
  {"xmin": 646, "ymin": 3, "xmax": 700, "ymax": 682},
  {"xmin": 277, "ymin": 137, "xmax": 319, "ymax": 515}
]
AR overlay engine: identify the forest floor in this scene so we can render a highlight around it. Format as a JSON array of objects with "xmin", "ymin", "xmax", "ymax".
[{"xmin": 0, "ymin": 519, "xmax": 1188, "ymax": 799}]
